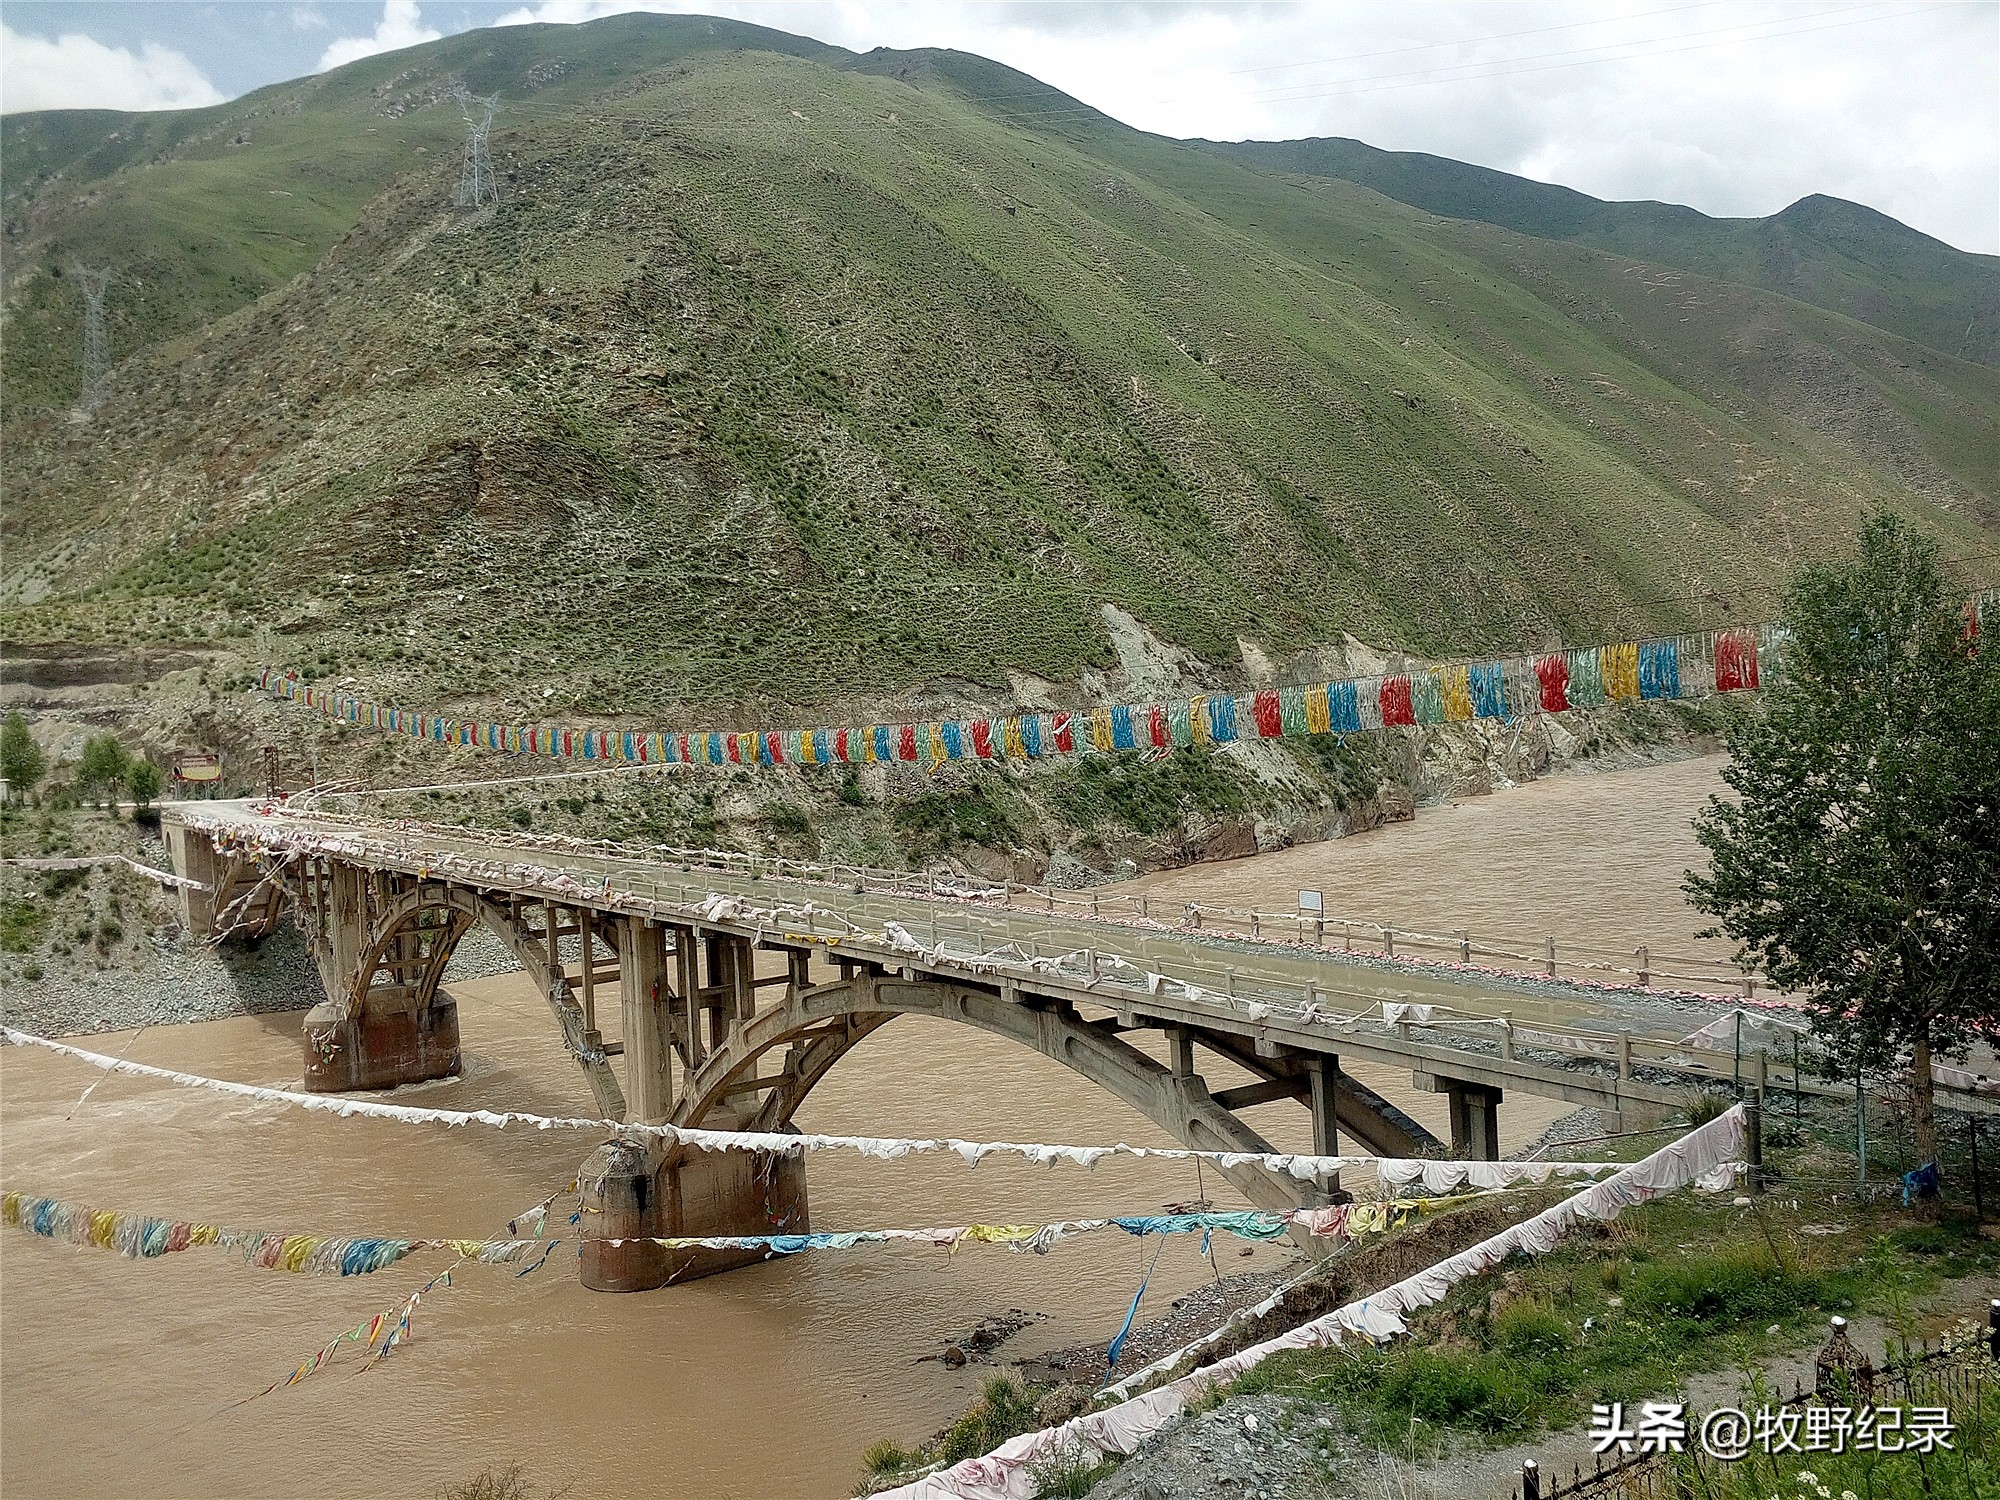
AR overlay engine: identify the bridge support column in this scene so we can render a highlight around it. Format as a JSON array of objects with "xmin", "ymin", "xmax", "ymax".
[
  {"xmin": 302, "ymin": 990, "xmax": 461, "ymax": 1092},
  {"xmin": 1445, "ymin": 1082, "xmax": 1502, "ymax": 1161},
  {"xmin": 579, "ymin": 1141, "xmax": 809, "ymax": 1293},
  {"xmin": 1305, "ymin": 1055, "xmax": 1343, "ymax": 1202},
  {"xmin": 580, "ymin": 921, "xmax": 809, "ymax": 1291},
  {"xmin": 620, "ymin": 918, "xmax": 674, "ymax": 1123}
]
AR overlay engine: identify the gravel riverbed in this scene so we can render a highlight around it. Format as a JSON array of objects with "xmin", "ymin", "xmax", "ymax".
[{"xmin": 0, "ymin": 920, "xmax": 523, "ymax": 1040}]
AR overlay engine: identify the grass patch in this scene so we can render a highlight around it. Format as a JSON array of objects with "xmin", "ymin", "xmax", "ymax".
[
  {"xmin": 856, "ymin": 1376, "xmax": 1049, "ymax": 1494},
  {"xmin": 893, "ymin": 778, "xmax": 1020, "ymax": 856},
  {"xmin": 0, "ymin": 898, "xmax": 49, "ymax": 953},
  {"xmin": 1226, "ymin": 1180, "xmax": 1999, "ymax": 1459},
  {"xmin": 1675, "ymin": 1349, "xmax": 1999, "ymax": 1499},
  {"xmin": 1046, "ymin": 748, "xmax": 1247, "ymax": 835}
]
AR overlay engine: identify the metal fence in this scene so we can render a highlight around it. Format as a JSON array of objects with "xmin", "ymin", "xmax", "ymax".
[{"xmin": 1510, "ymin": 1303, "xmax": 2000, "ymax": 1500}]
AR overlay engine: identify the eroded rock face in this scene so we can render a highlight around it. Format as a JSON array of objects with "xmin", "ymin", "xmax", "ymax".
[
  {"xmin": 1195, "ymin": 820, "xmax": 1259, "ymax": 861},
  {"xmin": 1342, "ymin": 780, "xmax": 1416, "ymax": 835}
]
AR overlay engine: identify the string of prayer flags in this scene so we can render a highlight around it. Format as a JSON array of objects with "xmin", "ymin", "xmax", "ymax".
[
  {"xmin": 1713, "ymin": 628, "xmax": 1760, "ymax": 692},
  {"xmin": 0, "ymin": 1189, "xmax": 554, "ymax": 1277},
  {"xmin": 607, "ymin": 1201, "xmax": 1437, "ymax": 1258},
  {"xmin": 5, "ymin": 1027, "xmax": 1645, "ymax": 1184}
]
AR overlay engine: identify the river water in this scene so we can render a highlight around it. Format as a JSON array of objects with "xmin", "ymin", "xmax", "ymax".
[{"xmin": 0, "ymin": 754, "xmax": 1727, "ymax": 1499}]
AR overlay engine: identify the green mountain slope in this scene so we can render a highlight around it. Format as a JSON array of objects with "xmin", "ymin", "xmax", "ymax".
[
  {"xmin": 3, "ymin": 16, "xmax": 1996, "ymax": 730},
  {"xmin": 1205, "ymin": 137, "xmax": 2000, "ymax": 368},
  {"xmin": 0, "ymin": 13, "xmax": 840, "ymax": 410}
]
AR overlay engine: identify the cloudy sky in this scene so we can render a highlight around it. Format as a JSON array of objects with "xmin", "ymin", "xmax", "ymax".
[{"xmin": 3, "ymin": 1, "xmax": 1995, "ymax": 252}]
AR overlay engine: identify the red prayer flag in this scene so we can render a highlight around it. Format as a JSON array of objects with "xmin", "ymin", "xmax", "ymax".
[
  {"xmin": 897, "ymin": 723, "xmax": 918, "ymax": 761},
  {"xmin": 970, "ymin": 719, "xmax": 994, "ymax": 758},
  {"xmin": 1148, "ymin": 705, "xmax": 1169, "ymax": 747},
  {"xmin": 834, "ymin": 727, "xmax": 850, "ymax": 762},
  {"xmin": 1534, "ymin": 654, "xmax": 1570, "ymax": 713},
  {"xmin": 1252, "ymin": 688, "xmax": 1282, "ymax": 738},
  {"xmin": 1714, "ymin": 629, "xmax": 1760, "ymax": 692},
  {"xmin": 1380, "ymin": 675, "xmax": 1415, "ymax": 727}
]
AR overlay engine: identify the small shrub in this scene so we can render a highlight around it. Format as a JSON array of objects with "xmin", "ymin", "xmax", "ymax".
[
  {"xmin": 855, "ymin": 1436, "xmax": 916, "ymax": 1489},
  {"xmin": 763, "ymin": 804, "xmax": 813, "ymax": 841},
  {"xmin": 434, "ymin": 1466, "xmax": 554, "ymax": 1500},
  {"xmin": 1681, "ymin": 1090, "xmax": 1733, "ymax": 1127},
  {"xmin": 1026, "ymin": 1436, "xmax": 1118, "ymax": 1497},
  {"xmin": 932, "ymin": 1377, "xmax": 1044, "ymax": 1466},
  {"xmin": 1492, "ymin": 1297, "xmax": 1572, "ymax": 1362},
  {"xmin": 894, "ymin": 782, "xmax": 1019, "ymax": 855}
]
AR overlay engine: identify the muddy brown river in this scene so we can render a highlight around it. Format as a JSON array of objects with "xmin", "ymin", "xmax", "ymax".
[{"xmin": 0, "ymin": 755, "xmax": 1728, "ymax": 1499}]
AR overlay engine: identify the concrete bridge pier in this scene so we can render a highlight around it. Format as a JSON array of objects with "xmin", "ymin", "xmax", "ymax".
[
  {"xmin": 1446, "ymin": 1081, "xmax": 1503, "ymax": 1160},
  {"xmin": 302, "ymin": 863, "xmax": 462, "ymax": 1091},
  {"xmin": 303, "ymin": 992, "xmax": 462, "ymax": 1092},
  {"xmin": 580, "ymin": 922, "xmax": 810, "ymax": 1292},
  {"xmin": 580, "ymin": 1139, "xmax": 810, "ymax": 1292}
]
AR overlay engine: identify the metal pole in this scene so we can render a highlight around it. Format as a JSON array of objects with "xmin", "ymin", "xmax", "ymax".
[
  {"xmin": 1971, "ymin": 1118, "xmax": 1984, "ymax": 1223},
  {"xmin": 1857, "ymin": 1060, "xmax": 1867, "ymax": 1184},
  {"xmin": 1521, "ymin": 1458, "xmax": 1540, "ymax": 1500},
  {"xmin": 1794, "ymin": 1031, "xmax": 1803, "ymax": 1121},
  {"xmin": 1733, "ymin": 1010, "xmax": 1743, "ymax": 1098},
  {"xmin": 1746, "ymin": 1088, "xmax": 1764, "ymax": 1195}
]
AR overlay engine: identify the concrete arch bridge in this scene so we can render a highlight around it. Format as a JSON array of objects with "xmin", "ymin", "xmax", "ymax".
[{"xmin": 162, "ymin": 802, "xmax": 1860, "ymax": 1291}]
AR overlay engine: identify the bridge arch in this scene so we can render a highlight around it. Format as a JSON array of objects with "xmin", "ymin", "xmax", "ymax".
[{"xmin": 675, "ymin": 972, "xmax": 1344, "ymax": 1215}]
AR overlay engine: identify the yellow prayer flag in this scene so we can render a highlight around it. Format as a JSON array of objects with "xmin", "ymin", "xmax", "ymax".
[
  {"xmin": 1442, "ymin": 664, "xmax": 1474, "ymax": 721},
  {"xmin": 1603, "ymin": 642, "xmax": 1640, "ymax": 700}
]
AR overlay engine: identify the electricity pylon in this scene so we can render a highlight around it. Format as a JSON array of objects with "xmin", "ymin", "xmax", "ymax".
[
  {"xmin": 74, "ymin": 265, "xmax": 112, "ymax": 416},
  {"xmin": 454, "ymin": 86, "xmax": 500, "ymax": 209}
]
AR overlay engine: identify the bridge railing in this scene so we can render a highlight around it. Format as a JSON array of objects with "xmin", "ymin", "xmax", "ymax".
[
  {"xmin": 537, "ymin": 832, "xmax": 1766, "ymax": 998},
  {"xmin": 271, "ymin": 809, "xmax": 1770, "ymax": 997},
  {"xmin": 549, "ymin": 862, "xmax": 1815, "ymax": 1108},
  {"xmin": 1016, "ymin": 887, "xmax": 1762, "ymax": 999}
]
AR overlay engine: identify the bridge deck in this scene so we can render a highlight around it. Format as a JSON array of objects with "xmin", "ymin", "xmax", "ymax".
[{"xmin": 169, "ymin": 801, "xmax": 1999, "ymax": 1124}]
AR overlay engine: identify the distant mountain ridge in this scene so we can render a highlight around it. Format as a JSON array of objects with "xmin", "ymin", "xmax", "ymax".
[{"xmin": 1204, "ymin": 137, "xmax": 2000, "ymax": 367}]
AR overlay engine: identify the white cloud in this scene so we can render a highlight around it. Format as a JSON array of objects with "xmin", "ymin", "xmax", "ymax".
[
  {"xmin": 0, "ymin": 22, "xmax": 226, "ymax": 113},
  {"xmin": 319, "ymin": 0, "xmax": 442, "ymax": 71},
  {"xmin": 483, "ymin": 0, "xmax": 2000, "ymax": 254}
]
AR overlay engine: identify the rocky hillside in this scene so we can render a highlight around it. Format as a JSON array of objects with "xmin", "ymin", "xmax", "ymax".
[{"xmin": 3, "ymin": 13, "xmax": 1996, "ymax": 738}]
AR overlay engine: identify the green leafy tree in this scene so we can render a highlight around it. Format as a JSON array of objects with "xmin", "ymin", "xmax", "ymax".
[
  {"xmin": 1686, "ymin": 514, "xmax": 1999, "ymax": 1170},
  {"xmin": 125, "ymin": 758, "xmax": 163, "ymax": 810},
  {"xmin": 0, "ymin": 712, "xmax": 47, "ymax": 802},
  {"xmin": 76, "ymin": 733, "xmax": 130, "ymax": 809}
]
